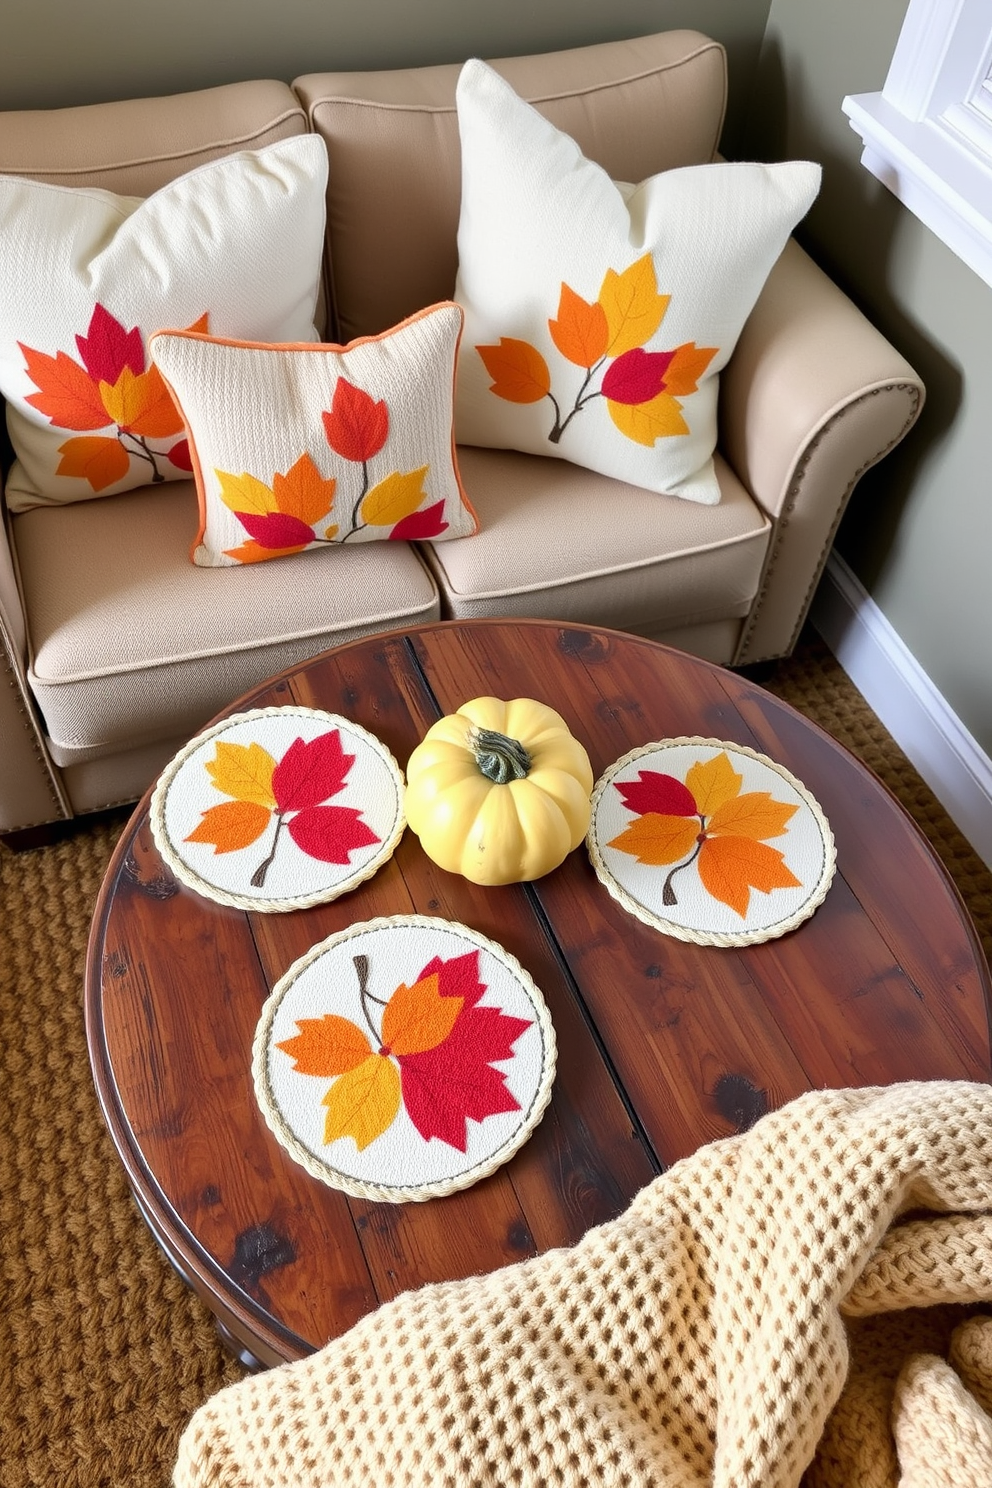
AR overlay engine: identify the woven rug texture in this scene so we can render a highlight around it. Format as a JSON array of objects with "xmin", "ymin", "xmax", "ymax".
[{"xmin": 1, "ymin": 630, "xmax": 991, "ymax": 1488}]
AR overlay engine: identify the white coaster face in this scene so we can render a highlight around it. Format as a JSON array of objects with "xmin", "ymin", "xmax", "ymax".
[
  {"xmin": 588, "ymin": 737, "xmax": 836, "ymax": 947},
  {"xmin": 150, "ymin": 707, "xmax": 405, "ymax": 911},
  {"xmin": 252, "ymin": 916, "xmax": 557, "ymax": 1202}
]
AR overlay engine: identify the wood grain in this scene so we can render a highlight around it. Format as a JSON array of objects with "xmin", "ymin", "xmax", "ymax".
[{"xmin": 86, "ymin": 619, "xmax": 992, "ymax": 1366}]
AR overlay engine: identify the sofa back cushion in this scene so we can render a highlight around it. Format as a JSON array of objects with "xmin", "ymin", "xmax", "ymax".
[
  {"xmin": 0, "ymin": 79, "xmax": 308, "ymax": 195},
  {"xmin": 294, "ymin": 30, "xmax": 726, "ymax": 342}
]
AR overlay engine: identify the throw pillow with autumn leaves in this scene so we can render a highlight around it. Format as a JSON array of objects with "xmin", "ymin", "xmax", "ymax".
[
  {"xmin": 453, "ymin": 60, "xmax": 820, "ymax": 505},
  {"xmin": 16, "ymin": 303, "xmax": 203, "ymax": 495},
  {"xmin": 0, "ymin": 136, "xmax": 328, "ymax": 511},
  {"xmin": 149, "ymin": 304, "xmax": 478, "ymax": 567}
]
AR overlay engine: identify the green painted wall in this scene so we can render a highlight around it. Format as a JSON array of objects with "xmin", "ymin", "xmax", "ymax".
[
  {"xmin": 0, "ymin": 0, "xmax": 769, "ymax": 150},
  {"xmin": 752, "ymin": 0, "xmax": 992, "ymax": 753}
]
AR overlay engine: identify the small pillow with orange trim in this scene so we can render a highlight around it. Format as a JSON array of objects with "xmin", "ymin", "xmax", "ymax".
[{"xmin": 149, "ymin": 302, "xmax": 478, "ymax": 567}]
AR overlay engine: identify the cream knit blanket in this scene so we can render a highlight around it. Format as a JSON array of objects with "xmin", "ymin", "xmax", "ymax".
[{"xmin": 174, "ymin": 1081, "xmax": 992, "ymax": 1487}]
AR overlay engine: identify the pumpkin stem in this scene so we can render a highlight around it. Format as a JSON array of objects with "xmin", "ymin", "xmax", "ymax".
[{"xmin": 470, "ymin": 726, "xmax": 532, "ymax": 784}]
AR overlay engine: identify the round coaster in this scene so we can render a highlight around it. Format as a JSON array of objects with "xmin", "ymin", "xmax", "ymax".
[
  {"xmin": 588, "ymin": 737, "xmax": 836, "ymax": 947},
  {"xmin": 150, "ymin": 706, "xmax": 405, "ymax": 912},
  {"xmin": 252, "ymin": 916, "xmax": 556, "ymax": 1202}
]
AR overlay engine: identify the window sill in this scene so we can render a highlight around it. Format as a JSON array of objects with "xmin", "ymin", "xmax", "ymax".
[{"xmin": 843, "ymin": 89, "xmax": 992, "ymax": 290}]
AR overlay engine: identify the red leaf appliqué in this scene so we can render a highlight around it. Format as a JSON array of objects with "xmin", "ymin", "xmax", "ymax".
[
  {"xmin": 287, "ymin": 806, "xmax": 380, "ymax": 864},
  {"xmin": 75, "ymin": 304, "xmax": 145, "ymax": 385},
  {"xmin": 420, "ymin": 950, "xmax": 487, "ymax": 1007},
  {"xmin": 167, "ymin": 438, "xmax": 193, "ymax": 471},
  {"xmin": 615, "ymin": 770, "xmax": 698, "ymax": 817},
  {"xmin": 322, "ymin": 379, "xmax": 389, "ymax": 463},
  {"xmin": 601, "ymin": 347, "xmax": 675, "ymax": 406},
  {"xmin": 234, "ymin": 510, "xmax": 315, "ymax": 550},
  {"xmin": 272, "ymin": 731, "xmax": 355, "ymax": 812},
  {"xmin": 389, "ymin": 500, "xmax": 449, "ymax": 541},
  {"xmin": 394, "ymin": 950, "xmax": 532, "ymax": 1151}
]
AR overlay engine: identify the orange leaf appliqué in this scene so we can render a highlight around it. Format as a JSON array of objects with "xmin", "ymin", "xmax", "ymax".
[
  {"xmin": 322, "ymin": 379, "xmax": 389, "ymax": 463},
  {"xmin": 275, "ymin": 1015, "xmax": 373, "ymax": 1076},
  {"xmin": 222, "ymin": 538, "xmax": 311, "ymax": 564},
  {"xmin": 707, "ymin": 792, "xmax": 799, "ymax": 842},
  {"xmin": 548, "ymin": 284, "xmax": 610, "ymax": 368},
  {"xmin": 55, "ymin": 436, "xmax": 131, "ymax": 491},
  {"xmin": 697, "ymin": 835, "xmax": 801, "ymax": 917},
  {"xmin": 662, "ymin": 342, "xmax": 719, "ymax": 397},
  {"xmin": 606, "ymin": 813, "xmax": 700, "ymax": 867},
  {"xmin": 380, "ymin": 973, "xmax": 464, "ymax": 1056},
  {"xmin": 272, "ymin": 453, "xmax": 337, "ymax": 526},
  {"xmin": 477, "ymin": 338, "xmax": 551, "ymax": 404},
  {"xmin": 184, "ymin": 798, "xmax": 272, "ymax": 854},
  {"xmin": 20, "ymin": 344, "xmax": 111, "ymax": 431}
]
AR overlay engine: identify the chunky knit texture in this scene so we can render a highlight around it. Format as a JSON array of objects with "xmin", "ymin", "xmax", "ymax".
[{"xmin": 173, "ymin": 1082, "xmax": 992, "ymax": 1488}]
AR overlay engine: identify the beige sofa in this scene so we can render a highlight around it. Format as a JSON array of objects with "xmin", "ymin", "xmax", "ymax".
[{"xmin": 0, "ymin": 29, "xmax": 924, "ymax": 841}]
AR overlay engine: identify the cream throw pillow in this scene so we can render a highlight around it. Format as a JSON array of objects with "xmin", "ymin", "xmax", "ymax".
[
  {"xmin": 453, "ymin": 60, "xmax": 821, "ymax": 505},
  {"xmin": 149, "ymin": 304, "xmax": 477, "ymax": 567},
  {"xmin": 0, "ymin": 135, "xmax": 327, "ymax": 511}
]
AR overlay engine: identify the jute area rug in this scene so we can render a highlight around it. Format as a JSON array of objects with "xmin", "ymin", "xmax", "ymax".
[{"xmin": 2, "ymin": 629, "xmax": 991, "ymax": 1488}]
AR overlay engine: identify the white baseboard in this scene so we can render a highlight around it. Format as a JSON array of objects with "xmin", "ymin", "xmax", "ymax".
[{"xmin": 810, "ymin": 552, "xmax": 992, "ymax": 872}]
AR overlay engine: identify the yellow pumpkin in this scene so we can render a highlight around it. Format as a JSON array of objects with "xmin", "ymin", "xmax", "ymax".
[{"xmin": 404, "ymin": 696, "xmax": 594, "ymax": 885}]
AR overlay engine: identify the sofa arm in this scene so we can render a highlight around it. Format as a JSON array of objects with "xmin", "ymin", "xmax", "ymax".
[
  {"xmin": 0, "ymin": 515, "xmax": 70, "ymax": 834},
  {"xmin": 719, "ymin": 238, "xmax": 924, "ymax": 666}
]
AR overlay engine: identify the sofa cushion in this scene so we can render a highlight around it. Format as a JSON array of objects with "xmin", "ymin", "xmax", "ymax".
[
  {"xmin": 424, "ymin": 446, "xmax": 770, "ymax": 635},
  {"xmin": 294, "ymin": 30, "xmax": 728, "ymax": 342},
  {"xmin": 1, "ymin": 135, "xmax": 328, "ymax": 513},
  {"xmin": 149, "ymin": 304, "xmax": 476, "ymax": 567},
  {"xmin": 453, "ymin": 61, "xmax": 820, "ymax": 508},
  {"xmin": 12, "ymin": 482, "xmax": 439, "ymax": 755}
]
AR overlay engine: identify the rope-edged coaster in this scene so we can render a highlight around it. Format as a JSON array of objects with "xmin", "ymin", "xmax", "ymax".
[
  {"xmin": 252, "ymin": 916, "xmax": 556, "ymax": 1203},
  {"xmin": 150, "ymin": 706, "xmax": 404, "ymax": 912},
  {"xmin": 588, "ymin": 737, "xmax": 836, "ymax": 947}
]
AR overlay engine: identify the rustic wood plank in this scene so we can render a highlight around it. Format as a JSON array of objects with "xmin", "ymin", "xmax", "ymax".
[
  {"xmin": 86, "ymin": 618, "xmax": 992, "ymax": 1369},
  {"xmin": 89, "ymin": 817, "xmax": 379, "ymax": 1358}
]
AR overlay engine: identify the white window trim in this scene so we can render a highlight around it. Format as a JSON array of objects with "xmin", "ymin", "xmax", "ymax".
[{"xmin": 842, "ymin": 0, "xmax": 992, "ymax": 290}]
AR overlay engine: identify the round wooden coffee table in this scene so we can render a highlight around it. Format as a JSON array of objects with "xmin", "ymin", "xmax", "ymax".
[{"xmin": 85, "ymin": 619, "xmax": 992, "ymax": 1368}]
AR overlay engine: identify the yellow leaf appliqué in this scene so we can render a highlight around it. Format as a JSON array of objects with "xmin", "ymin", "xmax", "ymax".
[
  {"xmin": 204, "ymin": 740, "xmax": 278, "ymax": 808},
  {"xmin": 322, "ymin": 1054, "xmax": 402, "ymax": 1150},
  {"xmin": 598, "ymin": 256, "xmax": 670, "ymax": 358},
  {"xmin": 685, "ymin": 753, "xmax": 743, "ymax": 818},
  {"xmin": 360, "ymin": 468, "xmax": 429, "ymax": 527},
  {"xmin": 215, "ymin": 470, "xmax": 279, "ymax": 518},
  {"xmin": 606, "ymin": 391, "xmax": 688, "ymax": 446}
]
